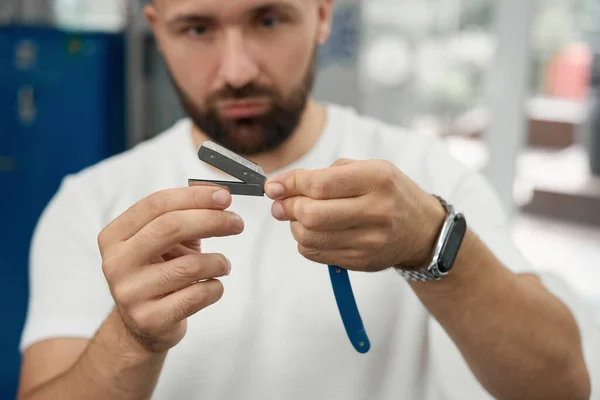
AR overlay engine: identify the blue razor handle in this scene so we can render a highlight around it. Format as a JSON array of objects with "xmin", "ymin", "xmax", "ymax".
[{"xmin": 328, "ymin": 265, "xmax": 370, "ymax": 353}]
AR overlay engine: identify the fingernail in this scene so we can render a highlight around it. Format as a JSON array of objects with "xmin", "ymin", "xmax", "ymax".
[
  {"xmin": 226, "ymin": 258, "xmax": 232, "ymax": 275},
  {"xmin": 266, "ymin": 183, "xmax": 285, "ymax": 199},
  {"xmin": 212, "ymin": 190, "xmax": 231, "ymax": 207},
  {"xmin": 232, "ymin": 214, "xmax": 245, "ymax": 231},
  {"xmin": 272, "ymin": 202, "xmax": 286, "ymax": 221}
]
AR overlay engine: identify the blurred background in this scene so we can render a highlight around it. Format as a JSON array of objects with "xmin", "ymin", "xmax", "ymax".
[{"xmin": 1, "ymin": 0, "xmax": 600, "ymax": 398}]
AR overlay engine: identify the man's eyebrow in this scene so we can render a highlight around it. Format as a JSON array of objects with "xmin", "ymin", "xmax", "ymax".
[
  {"xmin": 250, "ymin": 2, "xmax": 301, "ymax": 16},
  {"xmin": 166, "ymin": 14, "xmax": 213, "ymax": 28},
  {"xmin": 166, "ymin": 1, "xmax": 301, "ymax": 27}
]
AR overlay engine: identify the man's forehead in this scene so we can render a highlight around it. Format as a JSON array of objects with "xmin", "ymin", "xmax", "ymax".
[{"xmin": 154, "ymin": 0, "xmax": 308, "ymax": 18}]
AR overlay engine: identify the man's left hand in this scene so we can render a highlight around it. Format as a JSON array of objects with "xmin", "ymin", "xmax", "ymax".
[{"xmin": 264, "ymin": 159, "xmax": 447, "ymax": 272}]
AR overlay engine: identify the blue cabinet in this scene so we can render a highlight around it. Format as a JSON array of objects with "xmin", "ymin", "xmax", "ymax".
[{"xmin": 0, "ymin": 25, "xmax": 125, "ymax": 399}]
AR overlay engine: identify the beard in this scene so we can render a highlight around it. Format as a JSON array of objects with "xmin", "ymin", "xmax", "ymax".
[{"xmin": 169, "ymin": 48, "xmax": 317, "ymax": 156}]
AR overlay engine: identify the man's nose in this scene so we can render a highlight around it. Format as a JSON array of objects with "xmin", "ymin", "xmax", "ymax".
[{"xmin": 218, "ymin": 30, "xmax": 260, "ymax": 89}]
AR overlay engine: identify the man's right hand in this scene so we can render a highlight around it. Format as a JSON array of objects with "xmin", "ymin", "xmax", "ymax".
[{"xmin": 97, "ymin": 186, "xmax": 243, "ymax": 354}]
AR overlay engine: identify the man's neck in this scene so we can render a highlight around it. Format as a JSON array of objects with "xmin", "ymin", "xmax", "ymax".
[{"xmin": 190, "ymin": 100, "xmax": 327, "ymax": 175}]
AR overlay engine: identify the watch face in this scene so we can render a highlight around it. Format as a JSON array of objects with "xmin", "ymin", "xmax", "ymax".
[{"xmin": 438, "ymin": 214, "xmax": 467, "ymax": 273}]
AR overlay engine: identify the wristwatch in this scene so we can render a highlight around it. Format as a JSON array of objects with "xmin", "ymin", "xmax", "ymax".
[{"xmin": 395, "ymin": 196, "xmax": 467, "ymax": 282}]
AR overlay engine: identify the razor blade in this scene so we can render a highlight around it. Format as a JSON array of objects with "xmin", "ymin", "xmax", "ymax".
[{"xmin": 188, "ymin": 141, "xmax": 267, "ymax": 196}]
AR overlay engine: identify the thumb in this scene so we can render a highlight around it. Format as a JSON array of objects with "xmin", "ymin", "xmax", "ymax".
[{"xmin": 331, "ymin": 158, "xmax": 356, "ymax": 167}]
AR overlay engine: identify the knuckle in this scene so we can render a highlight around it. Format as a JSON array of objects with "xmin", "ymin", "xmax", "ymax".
[
  {"xmin": 147, "ymin": 191, "xmax": 170, "ymax": 217},
  {"xmin": 333, "ymin": 158, "xmax": 353, "ymax": 167},
  {"xmin": 101, "ymin": 259, "xmax": 111, "ymax": 277},
  {"xmin": 191, "ymin": 187, "xmax": 209, "ymax": 209},
  {"xmin": 184, "ymin": 288, "xmax": 209, "ymax": 310},
  {"xmin": 183, "ymin": 282, "xmax": 224, "ymax": 314},
  {"xmin": 288, "ymin": 169, "xmax": 306, "ymax": 194},
  {"xmin": 373, "ymin": 161, "xmax": 396, "ymax": 187},
  {"xmin": 298, "ymin": 244, "xmax": 309, "ymax": 257},
  {"xmin": 206, "ymin": 211, "xmax": 227, "ymax": 231},
  {"xmin": 307, "ymin": 179, "xmax": 328, "ymax": 199},
  {"xmin": 101, "ymin": 257, "xmax": 118, "ymax": 281},
  {"xmin": 383, "ymin": 163, "xmax": 397, "ymax": 183},
  {"xmin": 298, "ymin": 203, "xmax": 320, "ymax": 230},
  {"xmin": 347, "ymin": 250, "xmax": 366, "ymax": 270},
  {"xmin": 368, "ymin": 197, "xmax": 395, "ymax": 225},
  {"xmin": 112, "ymin": 282, "xmax": 134, "ymax": 306},
  {"xmin": 298, "ymin": 244, "xmax": 318, "ymax": 260},
  {"xmin": 291, "ymin": 223, "xmax": 308, "ymax": 245},
  {"xmin": 207, "ymin": 213, "xmax": 234, "ymax": 235},
  {"xmin": 131, "ymin": 307, "xmax": 159, "ymax": 334},
  {"xmin": 156, "ymin": 214, "xmax": 182, "ymax": 238},
  {"xmin": 343, "ymin": 259, "xmax": 359, "ymax": 271},
  {"xmin": 170, "ymin": 260, "xmax": 193, "ymax": 281},
  {"xmin": 97, "ymin": 230, "xmax": 108, "ymax": 252},
  {"xmin": 365, "ymin": 232, "xmax": 388, "ymax": 251},
  {"xmin": 303, "ymin": 215, "xmax": 320, "ymax": 231},
  {"xmin": 173, "ymin": 297, "xmax": 194, "ymax": 320}
]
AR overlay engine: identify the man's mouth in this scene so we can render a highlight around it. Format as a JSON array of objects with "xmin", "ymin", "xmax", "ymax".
[{"xmin": 217, "ymin": 98, "xmax": 271, "ymax": 119}]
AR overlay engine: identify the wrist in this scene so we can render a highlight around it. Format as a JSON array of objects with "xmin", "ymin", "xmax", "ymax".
[
  {"xmin": 408, "ymin": 228, "xmax": 510, "ymax": 296},
  {"xmin": 409, "ymin": 228, "xmax": 477, "ymax": 288},
  {"xmin": 407, "ymin": 195, "xmax": 447, "ymax": 269},
  {"xmin": 97, "ymin": 309, "xmax": 168, "ymax": 364}
]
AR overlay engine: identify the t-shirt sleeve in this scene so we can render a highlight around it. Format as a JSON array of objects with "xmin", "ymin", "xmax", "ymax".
[{"xmin": 20, "ymin": 175, "xmax": 115, "ymax": 352}]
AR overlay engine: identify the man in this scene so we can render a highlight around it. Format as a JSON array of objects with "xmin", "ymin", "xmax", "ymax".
[{"xmin": 16, "ymin": 1, "xmax": 598, "ymax": 399}]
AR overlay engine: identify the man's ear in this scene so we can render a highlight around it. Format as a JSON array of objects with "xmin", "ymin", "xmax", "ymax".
[
  {"xmin": 144, "ymin": 3, "xmax": 164, "ymax": 54},
  {"xmin": 317, "ymin": 0, "xmax": 334, "ymax": 45},
  {"xmin": 144, "ymin": 2, "xmax": 158, "ymax": 30}
]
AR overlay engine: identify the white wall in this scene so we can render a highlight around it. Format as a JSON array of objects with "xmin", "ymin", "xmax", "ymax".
[
  {"xmin": 483, "ymin": 0, "xmax": 535, "ymax": 217},
  {"xmin": 313, "ymin": 0, "xmax": 362, "ymax": 111}
]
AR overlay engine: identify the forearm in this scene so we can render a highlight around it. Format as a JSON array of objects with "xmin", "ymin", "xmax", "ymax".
[
  {"xmin": 410, "ymin": 229, "xmax": 591, "ymax": 400},
  {"xmin": 21, "ymin": 310, "xmax": 167, "ymax": 400}
]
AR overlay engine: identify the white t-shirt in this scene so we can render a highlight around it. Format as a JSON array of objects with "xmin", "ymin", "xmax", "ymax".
[{"xmin": 20, "ymin": 104, "xmax": 600, "ymax": 399}]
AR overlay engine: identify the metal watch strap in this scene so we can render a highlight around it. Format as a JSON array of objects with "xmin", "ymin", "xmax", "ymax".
[
  {"xmin": 396, "ymin": 195, "xmax": 454, "ymax": 282},
  {"xmin": 396, "ymin": 267, "xmax": 444, "ymax": 282}
]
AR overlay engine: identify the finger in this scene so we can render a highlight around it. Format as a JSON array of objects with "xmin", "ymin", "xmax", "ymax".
[
  {"xmin": 123, "ymin": 209, "xmax": 244, "ymax": 265},
  {"xmin": 272, "ymin": 195, "xmax": 386, "ymax": 231},
  {"xmin": 161, "ymin": 241, "xmax": 201, "ymax": 262},
  {"xmin": 140, "ymin": 253, "xmax": 230, "ymax": 298},
  {"xmin": 99, "ymin": 186, "xmax": 232, "ymax": 250},
  {"xmin": 297, "ymin": 245, "xmax": 366, "ymax": 271},
  {"xmin": 264, "ymin": 161, "xmax": 378, "ymax": 200},
  {"xmin": 182, "ymin": 239, "xmax": 202, "ymax": 252},
  {"xmin": 290, "ymin": 222, "xmax": 386, "ymax": 251},
  {"xmin": 158, "ymin": 279, "xmax": 225, "ymax": 326},
  {"xmin": 188, "ymin": 180, "xmax": 231, "ymax": 191}
]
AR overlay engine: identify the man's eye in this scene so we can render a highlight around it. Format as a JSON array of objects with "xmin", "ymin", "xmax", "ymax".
[
  {"xmin": 188, "ymin": 25, "xmax": 208, "ymax": 36},
  {"xmin": 260, "ymin": 16, "xmax": 280, "ymax": 28}
]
